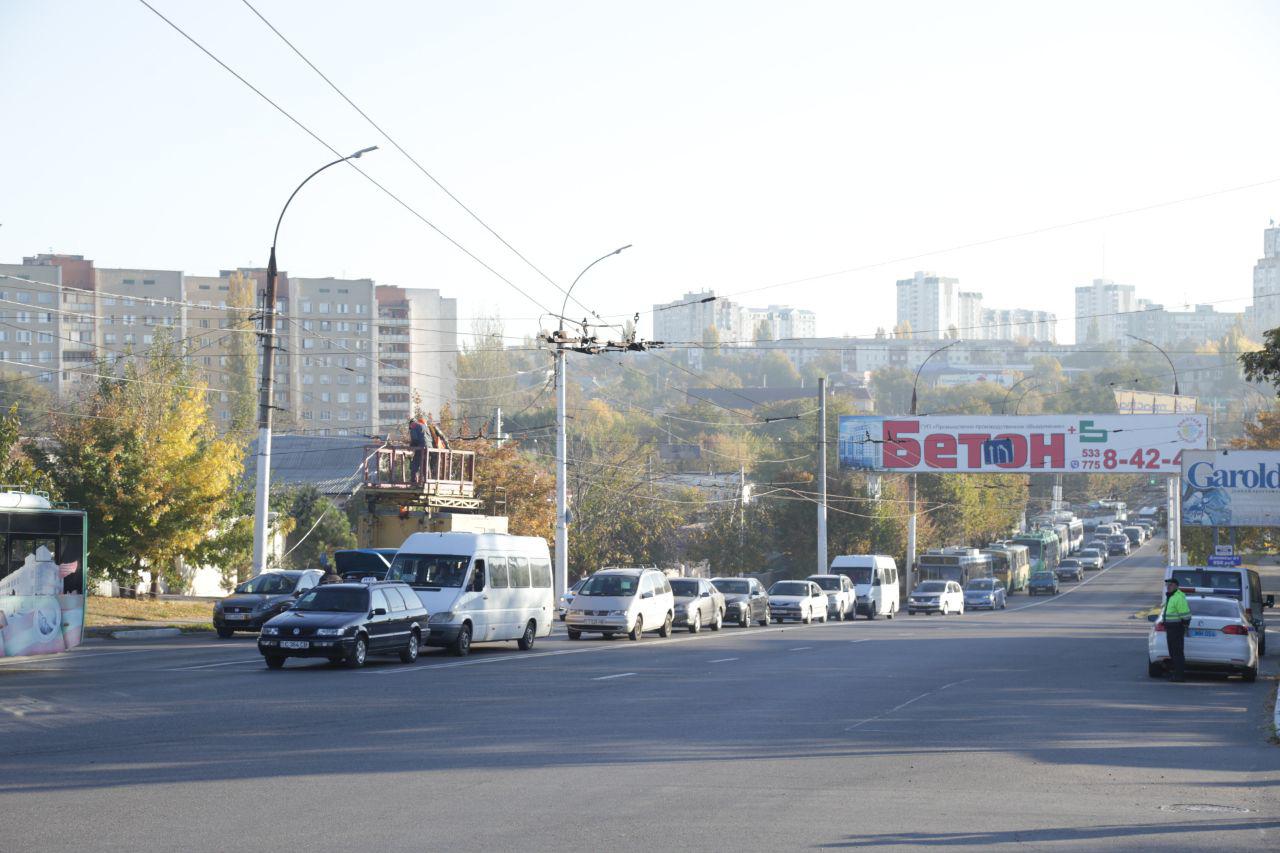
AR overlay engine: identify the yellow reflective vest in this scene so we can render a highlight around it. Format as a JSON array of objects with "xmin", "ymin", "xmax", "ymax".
[{"xmin": 1163, "ymin": 589, "xmax": 1191, "ymax": 622}]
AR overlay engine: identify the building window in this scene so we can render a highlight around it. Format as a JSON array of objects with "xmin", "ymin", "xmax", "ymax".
[
  {"xmin": 303, "ymin": 375, "xmax": 314, "ymax": 385},
  {"xmin": 319, "ymin": 374, "xmax": 331, "ymax": 385},
  {"xmin": 37, "ymin": 333, "xmax": 52, "ymax": 343},
  {"xmin": 37, "ymin": 292, "xmax": 52, "ymax": 304},
  {"xmin": 144, "ymin": 335, "xmax": 154, "ymax": 345},
  {"xmin": 337, "ymin": 392, "xmax": 349, "ymax": 403},
  {"xmin": 302, "ymin": 410, "xmax": 313, "ymax": 421},
  {"xmin": 38, "ymin": 350, "xmax": 52, "ymax": 363},
  {"xmin": 143, "ymin": 279, "xmax": 155, "ymax": 286},
  {"xmin": 123, "ymin": 334, "xmax": 135, "ymax": 345},
  {"xmin": 320, "ymin": 392, "xmax": 331, "ymax": 403},
  {"xmin": 356, "ymin": 392, "xmax": 368, "ymax": 403},
  {"xmin": 15, "ymin": 331, "xmax": 31, "ymax": 343},
  {"xmin": 318, "ymin": 303, "xmax": 329, "ymax": 313},
  {"xmin": 319, "ymin": 410, "xmax": 331, "ymax": 421},
  {"xmin": 303, "ymin": 339, "xmax": 314, "ymax": 349},
  {"xmin": 105, "ymin": 334, "xmax": 116, "ymax": 344},
  {"xmin": 300, "ymin": 301, "xmax": 311, "ymax": 313}
]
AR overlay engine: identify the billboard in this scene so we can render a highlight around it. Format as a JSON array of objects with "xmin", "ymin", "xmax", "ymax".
[
  {"xmin": 1113, "ymin": 389, "xmax": 1198, "ymax": 414},
  {"xmin": 837, "ymin": 414, "xmax": 1208, "ymax": 474},
  {"xmin": 1180, "ymin": 449, "xmax": 1280, "ymax": 527}
]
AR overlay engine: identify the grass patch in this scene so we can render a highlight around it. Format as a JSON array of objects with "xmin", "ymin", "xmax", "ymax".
[{"xmin": 85, "ymin": 596, "xmax": 214, "ymax": 627}]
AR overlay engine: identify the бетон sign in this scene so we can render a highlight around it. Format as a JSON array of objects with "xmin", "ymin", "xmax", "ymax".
[
  {"xmin": 1181, "ymin": 449, "xmax": 1280, "ymax": 527},
  {"xmin": 838, "ymin": 414, "xmax": 1208, "ymax": 474}
]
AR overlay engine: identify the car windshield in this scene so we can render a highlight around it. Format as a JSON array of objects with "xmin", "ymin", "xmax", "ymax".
[
  {"xmin": 1080, "ymin": 550, "xmax": 1099, "ymax": 558},
  {"xmin": 915, "ymin": 582, "xmax": 945, "ymax": 593},
  {"xmin": 1059, "ymin": 560, "xmax": 1079, "ymax": 568},
  {"xmin": 811, "ymin": 577, "xmax": 841, "ymax": 591},
  {"xmin": 294, "ymin": 587, "xmax": 369, "ymax": 613},
  {"xmin": 838, "ymin": 567, "xmax": 874, "ymax": 585},
  {"xmin": 713, "ymin": 580, "xmax": 749, "ymax": 594},
  {"xmin": 1170, "ymin": 569, "xmax": 1243, "ymax": 596},
  {"xmin": 1032, "ymin": 572, "xmax": 1054, "ymax": 580},
  {"xmin": 579, "ymin": 574, "xmax": 640, "ymax": 597},
  {"xmin": 670, "ymin": 579, "xmax": 700, "ymax": 596},
  {"xmin": 386, "ymin": 553, "xmax": 471, "ymax": 588},
  {"xmin": 770, "ymin": 581, "xmax": 809, "ymax": 595},
  {"xmin": 966, "ymin": 580, "xmax": 994, "ymax": 591},
  {"xmin": 1186, "ymin": 598, "xmax": 1242, "ymax": 618},
  {"xmin": 235, "ymin": 573, "xmax": 296, "ymax": 595}
]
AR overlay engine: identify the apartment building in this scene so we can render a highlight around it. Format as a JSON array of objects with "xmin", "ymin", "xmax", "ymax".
[
  {"xmin": 288, "ymin": 277, "xmax": 378, "ymax": 434},
  {"xmin": 895, "ymin": 271, "xmax": 959, "ymax": 339},
  {"xmin": 375, "ymin": 285, "xmax": 457, "ymax": 431},
  {"xmin": 1123, "ymin": 303, "xmax": 1243, "ymax": 349},
  {"xmin": 0, "ymin": 259, "xmax": 64, "ymax": 390},
  {"xmin": 1075, "ymin": 279, "xmax": 1138, "ymax": 343},
  {"xmin": 1250, "ymin": 221, "xmax": 1280, "ymax": 333}
]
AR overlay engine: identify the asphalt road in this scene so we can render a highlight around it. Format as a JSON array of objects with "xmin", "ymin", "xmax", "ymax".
[{"xmin": 2, "ymin": 539, "xmax": 1278, "ymax": 852}]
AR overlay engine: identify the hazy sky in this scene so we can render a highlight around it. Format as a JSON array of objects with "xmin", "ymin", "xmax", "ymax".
[{"xmin": 2, "ymin": 0, "xmax": 1277, "ymax": 344}]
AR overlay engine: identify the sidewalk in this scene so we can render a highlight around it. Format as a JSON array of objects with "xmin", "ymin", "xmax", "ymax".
[{"xmin": 85, "ymin": 619, "xmax": 213, "ymax": 639}]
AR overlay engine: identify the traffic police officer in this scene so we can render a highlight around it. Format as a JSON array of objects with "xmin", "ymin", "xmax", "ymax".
[{"xmin": 1162, "ymin": 577, "xmax": 1192, "ymax": 682}]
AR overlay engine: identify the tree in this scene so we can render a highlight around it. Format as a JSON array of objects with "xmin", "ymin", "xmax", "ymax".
[
  {"xmin": 0, "ymin": 404, "xmax": 55, "ymax": 496},
  {"xmin": 1239, "ymin": 327, "xmax": 1280, "ymax": 392},
  {"xmin": 39, "ymin": 336, "xmax": 243, "ymax": 594},
  {"xmin": 754, "ymin": 319, "xmax": 773, "ymax": 342},
  {"xmin": 870, "ymin": 367, "xmax": 914, "ymax": 415},
  {"xmin": 761, "ymin": 351, "xmax": 801, "ymax": 388},
  {"xmin": 277, "ymin": 484, "xmax": 356, "ymax": 569},
  {"xmin": 225, "ymin": 271, "xmax": 259, "ymax": 437}
]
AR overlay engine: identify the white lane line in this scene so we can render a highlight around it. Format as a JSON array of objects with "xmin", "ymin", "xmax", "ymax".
[
  {"xmin": 709, "ymin": 657, "xmax": 738, "ymax": 663},
  {"xmin": 849, "ymin": 639, "xmax": 872, "ymax": 643},
  {"xmin": 164, "ymin": 658, "xmax": 262, "ymax": 671},
  {"xmin": 1005, "ymin": 547, "xmax": 1146, "ymax": 613},
  {"xmin": 593, "ymin": 672, "xmax": 636, "ymax": 681},
  {"xmin": 844, "ymin": 678, "xmax": 972, "ymax": 731},
  {"xmin": 0, "ymin": 647, "xmax": 176, "ymax": 668},
  {"xmin": 789, "ymin": 646, "xmax": 813, "ymax": 651}
]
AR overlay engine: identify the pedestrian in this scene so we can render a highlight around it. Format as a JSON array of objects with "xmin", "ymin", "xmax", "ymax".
[
  {"xmin": 318, "ymin": 553, "xmax": 342, "ymax": 585},
  {"xmin": 1162, "ymin": 576, "xmax": 1192, "ymax": 682},
  {"xmin": 408, "ymin": 416, "xmax": 426, "ymax": 483}
]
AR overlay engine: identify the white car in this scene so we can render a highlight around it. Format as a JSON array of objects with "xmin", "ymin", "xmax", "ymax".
[
  {"xmin": 565, "ymin": 568, "xmax": 674, "ymax": 641},
  {"xmin": 907, "ymin": 580, "xmax": 964, "ymax": 615},
  {"xmin": 669, "ymin": 577, "xmax": 725, "ymax": 633},
  {"xmin": 1148, "ymin": 594, "xmax": 1258, "ymax": 681},
  {"xmin": 807, "ymin": 574, "xmax": 856, "ymax": 621},
  {"xmin": 768, "ymin": 580, "xmax": 828, "ymax": 624}
]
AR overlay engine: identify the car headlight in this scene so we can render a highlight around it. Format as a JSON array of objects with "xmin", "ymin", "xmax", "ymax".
[
  {"xmin": 608, "ymin": 610, "xmax": 628, "ymax": 617},
  {"xmin": 735, "ymin": 601, "xmax": 748, "ymax": 611},
  {"xmin": 261, "ymin": 626, "xmax": 279, "ymax": 636},
  {"xmin": 428, "ymin": 612, "xmax": 456, "ymax": 624},
  {"xmin": 315, "ymin": 627, "xmax": 348, "ymax": 636}
]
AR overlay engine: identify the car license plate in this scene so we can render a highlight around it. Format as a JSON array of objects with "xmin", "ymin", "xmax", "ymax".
[
  {"xmin": 280, "ymin": 640, "xmax": 309, "ymax": 649},
  {"xmin": 1190, "ymin": 629, "xmax": 1216, "ymax": 638},
  {"xmin": 225, "ymin": 613, "xmax": 248, "ymax": 620}
]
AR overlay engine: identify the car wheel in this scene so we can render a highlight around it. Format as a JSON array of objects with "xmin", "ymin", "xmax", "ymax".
[
  {"xmin": 802, "ymin": 610, "xmax": 812, "ymax": 625},
  {"xmin": 821, "ymin": 611, "xmax": 828, "ymax": 623},
  {"xmin": 868, "ymin": 606, "xmax": 877, "ymax": 621},
  {"xmin": 629, "ymin": 616, "xmax": 644, "ymax": 641},
  {"xmin": 711, "ymin": 610, "xmax": 723, "ymax": 631},
  {"xmin": 517, "ymin": 620, "xmax": 536, "ymax": 651},
  {"xmin": 760, "ymin": 611, "xmax": 771, "ymax": 626},
  {"xmin": 345, "ymin": 635, "xmax": 368, "ymax": 668},
  {"xmin": 886, "ymin": 606, "xmax": 894, "ymax": 620},
  {"xmin": 216, "ymin": 626, "xmax": 234, "ymax": 639},
  {"xmin": 399, "ymin": 630, "xmax": 420, "ymax": 663},
  {"xmin": 958, "ymin": 604, "xmax": 964, "ymax": 616},
  {"xmin": 659, "ymin": 612, "xmax": 674, "ymax": 637},
  {"xmin": 1259, "ymin": 631, "xmax": 1266, "ymax": 657},
  {"xmin": 567, "ymin": 628, "xmax": 581, "ymax": 641},
  {"xmin": 452, "ymin": 623, "xmax": 472, "ymax": 657},
  {"xmin": 835, "ymin": 607, "xmax": 844, "ymax": 622},
  {"xmin": 739, "ymin": 609, "xmax": 751, "ymax": 628},
  {"xmin": 1147, "ymin": 661, "xmax": 1164, "ymax": 678},
  {"xmin": 1242, "ymin": 665, "xmax": 1258, "ymax": 682},
  {"xmin": 689, "ymin": 611, "xmax": 701, "ymax": 634},
  {"xmin": 264, "ymin": 654, "xmax": 285, "ymax": 669}
]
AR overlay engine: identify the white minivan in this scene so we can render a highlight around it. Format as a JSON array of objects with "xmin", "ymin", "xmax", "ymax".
[
  {"xmin": 830, "ymin": 554, "xmax": 900, "ymax": 619},
  {"xmin": 564, "ymin": 568, "xmax": 675, "ymax": 641},
  {"xmin": 387, "ymin": 532, "xmax": 554, "ymax": 656}
]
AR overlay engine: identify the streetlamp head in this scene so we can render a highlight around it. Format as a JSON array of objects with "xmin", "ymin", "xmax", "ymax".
[
  {"xmin": 350, "ymin": 146, "xmax": 379, "ymax": 159},
  {"xmin": 613, "ymin": 244, "xmax": 633, "ymax": 255}
]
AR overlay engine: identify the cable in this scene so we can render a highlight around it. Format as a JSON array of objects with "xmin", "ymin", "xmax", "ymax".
[{"xmin": 135, "ymin": 0, "xmax": 558, "ymax": 318}]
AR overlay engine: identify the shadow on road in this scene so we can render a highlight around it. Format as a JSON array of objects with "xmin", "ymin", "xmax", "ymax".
[{"xmin": 819, "ymin": 817, "xmax": 1280, "ymax": 848}]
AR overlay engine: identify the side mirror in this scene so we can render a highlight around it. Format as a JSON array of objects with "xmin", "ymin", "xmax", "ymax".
[
  {"xmin": 371, "ymin": 608, "xmax": 387, "ymax": 617},
  {"xmin": 1266, "ymin": 595, "xmax": 1275, "ymax": 608},
  {"xmin": 700, "ymin": 591, "xmax": 711, "ymax": 598},
  {"xmin": 641, "ymin": 591, "xmax": 653, "ymax": 599},
  {"xmin": 1146, "ymin": 613, "xmax": 1159, "ymax": 623}
]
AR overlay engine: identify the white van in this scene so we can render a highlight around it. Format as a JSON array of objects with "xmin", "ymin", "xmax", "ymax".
[
  {"xmin": 387, "ymin": 532, "xmax": 554, "ymax": 656},
  {"xmin": 830, "ymin": 555, "xmax": 900, "ymax": 619},
  {"xmin": 564, "ymin": 568, "xmax": 675, "ymax": 641}
]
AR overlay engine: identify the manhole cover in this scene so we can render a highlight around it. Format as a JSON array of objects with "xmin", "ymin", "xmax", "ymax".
[{"xmin": 1161, "ymin": 804, "xmax": 1251, "ymax": 814}]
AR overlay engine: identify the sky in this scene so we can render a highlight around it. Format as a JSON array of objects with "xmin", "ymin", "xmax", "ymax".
[{"xmin": 2, "ymin": 0, "xmax": 1277, "ymax": 345}]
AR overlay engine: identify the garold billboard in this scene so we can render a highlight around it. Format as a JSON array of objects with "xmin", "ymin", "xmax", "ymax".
[
  {"xmin": 837, "ymin": 415, "xmax": 1208, "ymax": 474},
  {"xmin": 1181, "ymin": 449, "xmax": 1280, "ymax": 527}
]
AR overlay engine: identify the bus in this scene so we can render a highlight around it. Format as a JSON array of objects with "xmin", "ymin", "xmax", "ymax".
[
  {"xmin": 0, "ymin": 491, "xmax": 88, "ymax": 658},
  {"xmin": 983, "ymin": 543, "xmax": 1030, "ymax": 592},
  {"xmin": 1011, "ymin": 529, "xmax": 1060, "ymax": 573},
  {"xmin": 917, "ymin": 548, "xmax": 993, "ymax": 587}
]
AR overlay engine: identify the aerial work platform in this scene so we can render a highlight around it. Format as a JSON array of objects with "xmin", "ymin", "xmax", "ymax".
[{"xmin": 361, "ymin": 445, "xmax": 481, "ymax": 511}]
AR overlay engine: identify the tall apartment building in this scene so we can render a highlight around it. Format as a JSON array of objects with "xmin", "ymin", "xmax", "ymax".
[
  {"xmin": 1250, "ymin": 221, "xmax": 1280, "ymax": 333},
  {"xmin": 957, "ymin": 291, "xmax": 984, "ymax": 337},
  {"xmin": 375, "ymin": 285, "xmax": 457, "ymax": 430},
  {"xmin": 1075, "ymin": 279, "xmax": 1137, "ymax": 343},
  {"xmin": 895, "ymin": 271, "xmax": 959, "ymax": 339},
  {"xmin": 981, "ymin": 307, "xmax": 1057, "ymax": 343},
  {"xmin": 743, "ymin": 305, "xmax": 817, "ymax": 340},
  {"xmin": 1123, "ymin": 303, "xmax": 1243, "ymax": 348},
  {"xmin": 0, "ymin": 259, "xmax": 65, "ymax": 390}
]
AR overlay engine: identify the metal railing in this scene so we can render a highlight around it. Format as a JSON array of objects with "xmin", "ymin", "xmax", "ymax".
[{"xmin": 363, "ymin": 445, "xmax": 475, "ymax": 497}]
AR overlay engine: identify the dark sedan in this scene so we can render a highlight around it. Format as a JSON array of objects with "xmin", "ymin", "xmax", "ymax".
[
  {"xmin": 711, "ymin": 576, "xmax": 771, "ymax": 627},
  {"xmin": 257, "ymin": 582, "xmax": 426, "ymax": 668},
  {"xmin": 1055, "ymin": 559, "xmax": 1084, "ymax": 583},
  {"xmin": 1027, "ymin": 571, "xmax": 1060, "ymax": 596},
  {"xmin": 213, "ymin": 570, "xmax": 323, "ymax": 638}
]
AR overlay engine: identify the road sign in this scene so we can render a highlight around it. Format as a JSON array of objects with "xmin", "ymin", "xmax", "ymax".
[
  {"xmin": 1207, "ymin": 554, "xmax": 1242, "ymax": 567},
  {"xmin": 1214, "ymin": 545, "xmax": 1235, "ymax": 557}
]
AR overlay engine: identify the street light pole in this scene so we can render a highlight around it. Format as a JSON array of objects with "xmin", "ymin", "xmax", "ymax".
[
  {"xmin": 906, "ymin": 339, "xmax": 959, "ymax": 598},
  {"xmin": 552, "ymin": 244, "xmax": 631, "ymax": 597},
  {"xmin": 252, "ymin": 146, "xmax": 377, "ymax": 575},
  {"xmin": 1000, "ymin": 374, "xmax": 1039, "ymax": 414},
  {"xmin": 817, "ymin": 375, "xmax": 828, "ymax": 574},
  {"xmin": 1125, "ymin": 334, "xmax": 1180, "ymax": 397}
]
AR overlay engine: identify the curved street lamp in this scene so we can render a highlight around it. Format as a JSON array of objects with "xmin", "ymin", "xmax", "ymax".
[
  {"xmin": 558, "ymin": 244, "xmax": 632, "ymax": 335},
  {"xmin": 1014, "ymin": 381, "xmax": 1044, "ymax": 415},
  {"xmin": 1001, "ymin": 374, "xmax": 1039, "ymax": 414},
  {"xmin": 1126, "ymin": 334, "xmax": 1180, "ymax": 397},
  {"xmin": 910, "ymin": 339, "xmax": 960, "ymax": 415},
  {"xmin": 252, "ymin": 145, "xmax": 378, "ymax": 574}
]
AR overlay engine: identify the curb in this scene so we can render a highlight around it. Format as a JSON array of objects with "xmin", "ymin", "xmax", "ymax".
[
  {"xmin": 110, "ymin": 627, "xmax": 182, "ymax": 640},
  {"xmin": 1274, "ymin": 681, "xmax": 1280, "ymax": 741}
]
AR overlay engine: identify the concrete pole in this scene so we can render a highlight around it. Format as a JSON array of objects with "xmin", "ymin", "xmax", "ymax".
[
  {"xmin": 817, "ymin": 376, "xmax": 828, "ymax": 574},
  {"xmin": 907, "ymin": 474, "xmax": 917, "ymax": 594},
  {"xmin": 554, "ymin": 347, "xmax": 569, "ymax": 596},
  {"xmin": 1166, "ymin": 475, "xmax": 1177, "ymax": 566},
  {"xmin": 251, "ymin": 256, "xmax": 279, "ymax": 574}
]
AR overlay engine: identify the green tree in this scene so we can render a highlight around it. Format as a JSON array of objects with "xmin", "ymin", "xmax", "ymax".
[
  {"xmin": 0, "ymin": 404, "xmax": 56, "ymax": 495},
  {"xmin": 277, "ymin": 484, "xmax": 356, "ymax": 569},
  {"xmin": 225, "ymin": 271, "xmax": 259, "ymax": 437},
  {"xmin": 870, "ymin": 367, "xmax": 915, "ymax": 415},
  {"xmin": 761, "ymin": 351, "xmax": 801, "ymax": 388},
  {"xmin": 39, "ymin": 336, "xmax": 243, "ymax": 594}
]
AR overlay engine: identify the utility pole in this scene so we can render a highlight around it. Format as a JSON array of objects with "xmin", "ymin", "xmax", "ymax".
[{"xmin": 817, "ymin": 376, "xmax": 828, "ymax": 574}]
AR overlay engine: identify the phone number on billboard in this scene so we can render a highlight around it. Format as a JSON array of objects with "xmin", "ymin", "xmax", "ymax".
[{"xmin": 1077, "ymin": 448, "xmax": 1185, "ymax": 471}]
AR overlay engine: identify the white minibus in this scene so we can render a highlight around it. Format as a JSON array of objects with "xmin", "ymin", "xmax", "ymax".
[
  {"xmin": 830, "ymin": 554, "xmax": 900, "ymax": 619},
  {"xmin": 387, "ymin": 532, "xmax": 554, "ymax": 656}
]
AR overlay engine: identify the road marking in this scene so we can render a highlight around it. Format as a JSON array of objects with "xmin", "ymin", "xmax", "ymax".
[
  {"xmin": 593, "ymin": 672, "xmax": 636, "ymax": 681},
  {"xmin": 709, "ymin": 657, "xmax": 738, "ymax": 663},
  {"xmin": 789, "ymin": 646, "xmax": 813, "ymax": 651},
  {"xmin": 0, "ymin": 648, "xmax": 159, "ymax": 668},
  {"xmin": 164, "ymin": 658, "xmax": 262, "ymax": 671},
  {"xmin": 844, "ymin": 678, "xmax": 972, "ymax": 731}
]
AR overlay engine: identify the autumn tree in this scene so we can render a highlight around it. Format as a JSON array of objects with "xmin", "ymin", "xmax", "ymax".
[
  {"xmin": 0, "ymin": 404, "xmax": 56, "ymax": 495},
  {"xmin": 39, "ymin": 336, "xmax": 243, "ymax": 594}
]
